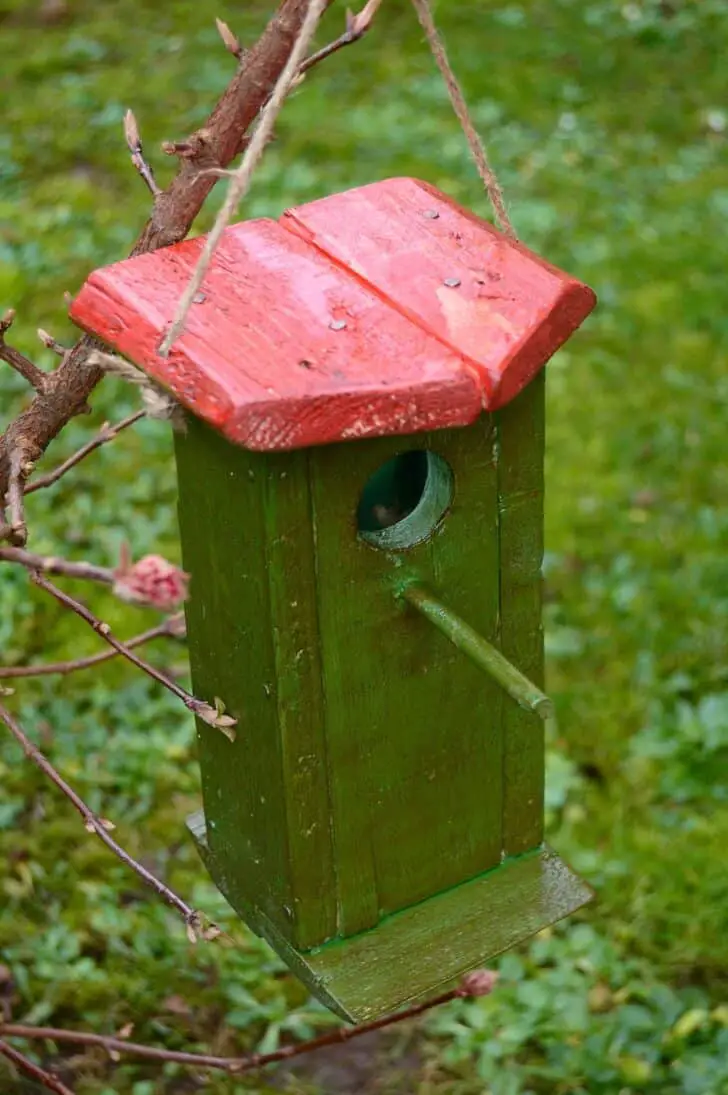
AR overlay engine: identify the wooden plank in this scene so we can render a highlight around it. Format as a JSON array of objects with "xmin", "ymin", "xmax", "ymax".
[
  {"xmin": 497, "ymin": 373, "xmax": 546, "ymax": 855},
  {"xmin": 69, "ymin": 218, "xmax": 482, "ymax": 450},
  {"xmin": 191, "ymin": 809, "xmax": 592, "ymax": 1022},
  {"xmin": 174, "ymin": 416, "xmax": 295, "ymax": 937},
  {"xmin": 308, "ymin": 417, "xmax": 503, "ymax": 936},
  {"xmin": 312, "ymin": 847, "xmax": 593, "ymax": 1022},
  {"xmin": 282, "ymin": 176, "xmax": 596, "ymax": 410},
  {"xmin": 262, "ymin": 447, "xmax": 338, "ymax": 948}
]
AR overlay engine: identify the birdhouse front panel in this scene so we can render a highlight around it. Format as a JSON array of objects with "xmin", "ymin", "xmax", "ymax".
[{"xmin": 69, "ymin": 177, "xmax": 596, "ymax": 1023}]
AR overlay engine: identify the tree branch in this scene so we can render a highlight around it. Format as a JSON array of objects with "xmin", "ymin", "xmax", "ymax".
[
  {"xmin": 0, "ymin": 1037, "xmax": 75, "ymax": 1095},
  {"xmin": 0, "ymin": 310, "xmax": 48, "ymax": 393},
  {"xmin": 160, "ymin": 0, "xmax": 329, "ymax": 354},
  {"xmin": 24, "ymin": 410, "xmax": 145, "ymax": 495},
  {"xmin": 0, "ymin": 615, "xmax": 184, "ymax": 680},
  {"xmin": 0, "ymin": 0, "xmax": 337, "ymax": 502},
  {"xmin": 124, "ymin": 110, "xmax": 161, "ymax": 198},
  {"xmin": 0, "ymin": 546, "xmax": 114, "ymax": 584},
  {"xmin": 1, "ymin": 447, "xmax": 29, "ymax": 547},
  {"xmin": 31, "ymin": 572, "xmax": 236, "ymax": 736},
  {"xmin": 300, "ymin": 0, "xmax": 383, "ymax": 74},
  {"xmin": 0, "ymin": 702, "xmax": 217, "ymax": 942},
  {"xmin": 0, "ymin": 972, "xmax": 497, "ymax": 1078}
]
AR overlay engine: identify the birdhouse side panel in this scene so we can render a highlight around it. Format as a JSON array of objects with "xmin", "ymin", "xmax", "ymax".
[
  {"xmin": 497, "ymin": 374, "xmax": 546, "ymax": 854},
  {"xmin": 308, "ymin": 417, "xmax": 503, "ymax": 934},
  {"xmin": 261, "ymin": 445, "xmax": 338, "ymax": 948},
  {"xmin": 174, "ymin": 418, "xmax": 337, "ymax": 946}
]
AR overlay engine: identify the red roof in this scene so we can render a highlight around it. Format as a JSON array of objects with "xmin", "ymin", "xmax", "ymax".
[{"xmin": 70, "ymin": 177, "xmax": 595, "ymax": 451}]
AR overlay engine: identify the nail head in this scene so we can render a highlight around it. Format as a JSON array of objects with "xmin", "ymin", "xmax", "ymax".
[
  {"xmin": 329, "ymin": 319, "xmax": 347, "ymax": 331},
  {"xmin": 443, "ymin": 277, "xmax": 462, "ymax": 288}
]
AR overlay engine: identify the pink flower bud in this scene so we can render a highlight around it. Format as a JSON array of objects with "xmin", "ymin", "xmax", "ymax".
[
  {"xmin": 113, "ymin": 544, "xmax": 189, "ymax": 610},
  {"xmin": 458, "ymin": 969, "xmax": 499, "ymax": 998}
]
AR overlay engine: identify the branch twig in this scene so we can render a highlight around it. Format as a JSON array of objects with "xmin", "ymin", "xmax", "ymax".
[
  {"xmin": 0, "ymin": 702, "xmax": 214, "ymax": 941},
  {"xmin": 0, "ymin": 972, "xmax": 497, "ymax": 1077},
  {"xmin": 0, "ymin": 310, "xmax": 48, "ymax": 393},
  {"xmin": 25, "ymin": 411, "xmax": 145, "ymax": 495},
  {"xmin": 300, "ymin": 0, "xmax": 383, "ymax": 74},
  {"xmin": 0, "ymin": 547, "xmax": 113, "ymax": 584},
  {"xmin": 0, "ymin": 0, "xmax": 337, "ymax": 500},
  {"xmin": 216, "ymin": 17, "xmax": 246, "ymax": 62},
  {"xmin": 0, "ymin": 1037, "xmax": 75, "ymax": 1095},
  {"xmin": 0, "ymin": 615, "xmax": 184, "ymax": 680},
  {"xmin": 2, "ymin": 447, "xmax": 29, "ymax": 547},
  {"xmin": 124, "ymin": 110, "xmax": 161, "ymax": 197},
  {"xmin": 31, "ymin": 572, "xmax": 235, "ymax": 735},
  {"xmin": 159, "ymin": 0, "xmax": 328, "ymax": 354},
  {"xmin": 37, "ymin": 328, "xmax": 69, "ymax": 358}
]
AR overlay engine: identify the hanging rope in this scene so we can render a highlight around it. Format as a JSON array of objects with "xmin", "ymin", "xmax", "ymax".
[{"xmin": 409, "ymin": 0, "xmax": 516, "ymax": 240}]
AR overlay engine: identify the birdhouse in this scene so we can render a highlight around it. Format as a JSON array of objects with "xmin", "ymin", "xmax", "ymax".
[{"xmin": 70, "ymin": 177, "xmax": 596, "ymax": 1022}]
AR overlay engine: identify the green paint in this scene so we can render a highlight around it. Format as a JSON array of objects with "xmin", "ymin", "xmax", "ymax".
[
  {"xmin": 357, "ymin": 450, "xmax": 454, "ymax": 550},
  {"xmin": 176, "ymin": 393, "xmax": 588, "ymax": 1018},
  {"xmin": 189, "ymin": 808, "xmax": 592, "ymax": 1022},
  {"xmin": 401, "ymin": 584, "xmax": 553, "ymax": 720},
  {"xmin": 175, "ymin": 420, "xmax": 336, "ymax": 948},
  {"xmin": 308, "ymin": 418, "xmax": 503, "ymax": 933},
  {"xmin": 496, "ymin": 374, "xmax": 547, "ymax": 855},
  {"xmin": 262, "ymin": 447, "xmax": 338, "ymax": 948}
]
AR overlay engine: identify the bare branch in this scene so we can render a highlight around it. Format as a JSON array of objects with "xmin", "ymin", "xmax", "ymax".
[
  {"xmin": 0, "ymin": 1037, "xmax": 75, "ymax": 1095},
  {"xmin": 216, "ymin": 17, "xmax": 246, "ymax": 62},
  {"xmin": 0, "ymin": 615, "xmax": 184, "ymax": 680},
  {"xmin": 32, "ymin": 572, "xmax": 235, "ymax": 735},
  {"xmin": 0, "ymin": 546, "xmax": 114, "ymax": 584},
  {"xmin": 0, "ymin": 0, "xmax": 337, "ymax": 501},
  {"xmin": 0, "ymin": 310, "xmax": 48, "ymax": 393},
  {"xmin": 124, "ymin": 109, "xmax": 161, "ymax": 197},
  {"xmin": 25, "ymin": 410, "xmax": 145, "ymax": 495},
  {"xmin": 300, "ymin": 0, "xmax": 384, "ymax": 74},
  {"xmin": 37, "ymin": 328, "xmax": 68, "ymax": 358},
  {"xmin": 0, "ymin": 972, "xmax": 497, "ymax": 1077},
  {"xmin": 2, "ymin": 447, "xmax": 29, "ymax": 547},
  {"xmin": 0, "ymin": 702, "xmax": 211, "ymax": 939},
  {"xmin": 159, "ymin": 0, "xmax": 329, "ymax": 354}
]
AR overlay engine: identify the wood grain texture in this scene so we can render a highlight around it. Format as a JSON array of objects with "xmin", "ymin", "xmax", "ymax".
[
  {"xmin": 308, "ymin": 418, "xmax": 503, "ymax": 935},
  {"xmin": 70, "ymin": 178, "xmax": 596, "ymax": 449},
  {"xmin": 283, "ymin": 176, "xmax": 596, "ymax": 410},
  {"xmin": 310, "ymin": 847, "xmax": 593, "ymax": 1022},
  {"xmin": 189, "ymin": 807, "xmax": 592, "ymax": 1022},
  {"xmin": 262, "ymin": 445, "xmax": 338, "ymax": 948},
  {"xmin": 70, "ymin": 217, "xmax": 482, "ymax": 451},
  {"xmin": 496, "ymin": 374, "xmax": 546, "ymax": 855},
  {"xmin": 175, "ymin": 415, "xmax": 336, "ymax": 947}
]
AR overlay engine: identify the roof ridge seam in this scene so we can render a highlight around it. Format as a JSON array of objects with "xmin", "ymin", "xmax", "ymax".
[{"xmin": 277, "ymin": 208, "xmax": 486, "ymax": 397}]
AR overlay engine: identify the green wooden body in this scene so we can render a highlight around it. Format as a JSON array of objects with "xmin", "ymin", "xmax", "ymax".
[{"xmin": 175, "ymin": 376, "xmax": 592, "ymax": 1021}]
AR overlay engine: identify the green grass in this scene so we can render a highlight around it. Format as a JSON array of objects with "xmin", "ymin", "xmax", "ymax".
[{"xmin": 1, "ymin": 0, "xmax": 728, "ymax": 1092}]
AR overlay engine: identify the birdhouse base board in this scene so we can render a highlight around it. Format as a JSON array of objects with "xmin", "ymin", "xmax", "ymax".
[{"xmin": 188, "ymin": 810, "xmax": 592, "ymax": 1023}]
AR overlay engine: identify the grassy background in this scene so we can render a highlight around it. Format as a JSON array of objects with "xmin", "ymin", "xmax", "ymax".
[{"xmin": 1, "ymin": 0, "xmax": 728, "ymax": 1092}]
